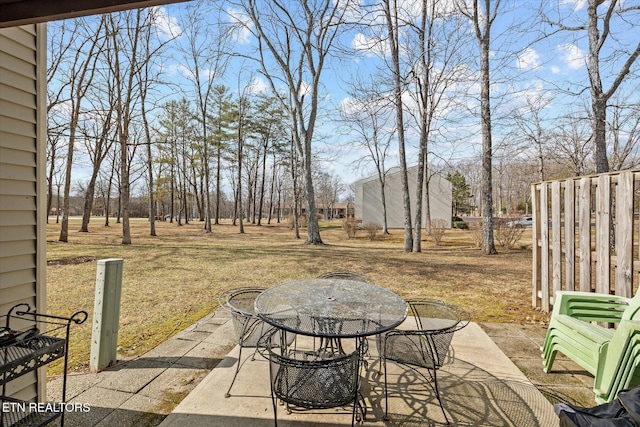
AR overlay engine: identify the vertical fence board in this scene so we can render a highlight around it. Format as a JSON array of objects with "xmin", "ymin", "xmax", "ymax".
[
  {"xmin": 564, "ymin": 179, "xmax": 575, "ymax": 291},
  {"xmin": 616, "ymin": 171, "xmax": 633, "ymax": 297},
  {"xmin": 579, "ymin": 177, "xmax": 592, "ymax": 292},
  {"xmin": 533, "ymin": 169, "xmax": 639, "ymax": 311},
  {"xmin": 541, "ymin": 182, "xmax": 550, "ymax": 312},
  {"xmin": 552, "ymin": 181, "xmax": 562, "ymax": 298},
  {"xmin": 595, "ymin": 175, "xmax": 611, "ymax": 295},
  {"xmin": 532, "ymin": 183, "xmax": 541, "ymax": 308}
]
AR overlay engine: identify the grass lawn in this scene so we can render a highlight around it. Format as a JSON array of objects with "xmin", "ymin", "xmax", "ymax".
[{"xmin": 45, "ymin": 217, "xmax": 545, "ymax": 374}]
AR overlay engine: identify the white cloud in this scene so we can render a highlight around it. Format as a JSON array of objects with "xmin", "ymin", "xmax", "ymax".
[
  {"xmin": 352, "ymin": 33, "xmax": 388, "ymax": 57},
  {"xmin": 150, "ymin": 6, "xmax": 181, "ymax": 39},
  {"xmin": 517, "ymin": 48, "xmax": 541, "ymax": 70},
  {"xmin": 551, "ymin": 66, "xmax": 561, "ymax": 74},
  {"xmin": 246, "ymin": 77, "xmax": 269, "ymax": 94},
  {"xmin": 560, "ymin": 0, "xmax": 587, "ymax": 11},
  {"xmin": 175, "ymin": 64, "xmax": 195, "ymax": 80},
  {"xmin": 226, "ymin": 7, "xmax": 253, "ymax": 45},
  {"xmin": 557, "ymin": 43, "xmax": 585, "ymax": 69},
  {"xmin": 299, "ymin": 81, "xmax": 311, "ymax": 97}
]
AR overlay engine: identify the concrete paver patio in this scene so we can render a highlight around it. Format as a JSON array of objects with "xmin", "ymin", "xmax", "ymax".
[
  {"xmin": 49, "ymin": 308, "xmax": 596, "ymax": 426},
  {"xmin": 159, "ymin": 321, "xmax": 558, "ymax": 427}
]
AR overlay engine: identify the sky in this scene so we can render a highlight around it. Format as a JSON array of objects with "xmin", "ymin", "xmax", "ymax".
[{"xmin": 57, "ymin": 0, "xmax": 640, "ymax": 193}]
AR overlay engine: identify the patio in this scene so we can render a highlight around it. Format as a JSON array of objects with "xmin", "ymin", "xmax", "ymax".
[
  {"xmin": 159, "ymin": 318, "xmax": 558, "ymax": 427},
  {"xmin": 48, "ymin": 306, "xmax": 599, "ymax": 427}
]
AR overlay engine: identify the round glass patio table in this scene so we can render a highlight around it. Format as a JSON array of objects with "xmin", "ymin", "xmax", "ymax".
[{"xmin": 254, "ymin": 278, "xmax": 408, "ymax": 338}]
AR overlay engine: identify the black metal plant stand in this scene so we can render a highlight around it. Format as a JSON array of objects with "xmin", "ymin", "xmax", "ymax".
[{"xmin": 1, "ymin": 303, "xmax": 87, "ymax": 427}]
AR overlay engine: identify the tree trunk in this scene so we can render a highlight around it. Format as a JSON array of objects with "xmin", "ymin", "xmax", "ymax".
[
  {"xmin": 384, "ymin": 0, "xmax": 412, "ymax": 252},
  {"xmin": 215, "ymin": 144, "xmax": 221, "ymax": 225},
  {"xmin": 104, "ymin": 159, "xmax": 114, "ymax": 227},
  {"xmin": 144, "ymin": 121, "xmax": 156, "ymax": 237},
  {"xmin": 479, "ymin": 36, "xmax": 497, "ymax": 255},
  {"xmin": 58, "ymin": 125, "xmax": 75, "ymax": 243},
  {"xmin": 257, "ymin": 142, "xmax": 268, "ymax": 226},
  {"xmin": 237, "ymin": 107, "xmax": 245, "ymax": 234},
  {"xmin": 267, "ymin": 151, "xmax": 277, "ymax": 224},
  {"xmin": 79, "ymin": 171, "xmax": 99, "ymax": 232}
]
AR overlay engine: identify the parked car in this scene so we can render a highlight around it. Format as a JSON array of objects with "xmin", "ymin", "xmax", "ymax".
[{"xmin": 507, "ymin": 216, "xmax": 532, "ymax": 227}]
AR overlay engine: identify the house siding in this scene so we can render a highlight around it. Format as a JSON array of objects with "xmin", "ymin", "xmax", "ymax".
[
  {"xmin": 355, "ymin": 166, "xmax": 453, "ymax": 229},
  {"xmin": 0, "ymin": 23, "xmax": 46, "ymax": 402}
]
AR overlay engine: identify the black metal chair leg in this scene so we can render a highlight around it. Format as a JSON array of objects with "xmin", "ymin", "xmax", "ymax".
[
  {"xmin": 431, "ymin": 367, "xmax": 450, "ymax": 425},
  {"xmin": 225, "ymin": 341, "xmax": 244, "ymax": 398}
]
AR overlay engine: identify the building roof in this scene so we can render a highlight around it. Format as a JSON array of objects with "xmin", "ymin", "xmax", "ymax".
[{"xmin": 0, "ymin": 0, "xmax": 189, "ymax": 28}]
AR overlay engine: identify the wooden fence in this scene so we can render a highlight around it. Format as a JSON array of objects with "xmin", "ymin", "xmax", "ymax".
[{"xmin": 532, "ymin": 169, "xmax": 640, "ymax": 312}]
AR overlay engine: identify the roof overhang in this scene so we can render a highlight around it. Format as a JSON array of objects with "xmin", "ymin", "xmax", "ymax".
[{"xmin": 0, "ymin": 0, "xmax": 191, "ymax": 28}]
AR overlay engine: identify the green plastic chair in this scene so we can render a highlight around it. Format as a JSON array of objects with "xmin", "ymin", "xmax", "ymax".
[
  {"xmin": 541, "ymin": 291, "xmax": 640, "ymax": 402},
  {"xmin": 593, "ymin": 320, "xmax": 640, "ymax": 403}
]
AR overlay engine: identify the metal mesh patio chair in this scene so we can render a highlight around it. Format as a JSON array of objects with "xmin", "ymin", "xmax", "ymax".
[
  {"xmin": 317, "ymin": 271, "xmax": 371, "ymax": 282},
  {"xmin": 218, "ymin": 287, "xmax": 272, "ymax": 398},
  {"xmin": 380, "ymin": 299, "xmax": 470, "ymax": 425},
  {"xmin": 259, "ymin": 328, "xmax": 366, "ymax": 427}
]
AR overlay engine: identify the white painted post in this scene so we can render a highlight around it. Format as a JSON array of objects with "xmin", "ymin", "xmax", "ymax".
[{"xmin": 90, "ymin": 258, "xmax": 123, "ymax": 372}]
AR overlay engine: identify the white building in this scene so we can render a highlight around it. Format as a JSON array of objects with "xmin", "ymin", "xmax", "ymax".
[{"xmin": 354, "ymin": 166, "xmax": 452, "ymax": 229}]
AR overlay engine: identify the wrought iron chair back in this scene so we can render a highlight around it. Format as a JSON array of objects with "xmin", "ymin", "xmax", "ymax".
[
  {"xmin": 381, "ymin": 299, "xmax": 470, "ymax": 424},
  {"xmin": 218, "ymin": 287, "xmax": 270, "ymax": 397},
  {"xmin": 259, "ymin": 328, "xmax": 364, "ymax": 427}
]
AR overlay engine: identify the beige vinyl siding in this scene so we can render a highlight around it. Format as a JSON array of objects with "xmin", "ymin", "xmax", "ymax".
[
  {"xmin": 0, "ymin": 23, "xmax": 46, "ymax": 402},
  {"xmin": 354, "ymin": 166, "xmax": 453, "ymax": 229}
]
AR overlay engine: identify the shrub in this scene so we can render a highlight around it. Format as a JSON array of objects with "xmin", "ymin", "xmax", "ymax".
[
  {"xmin": 495, "ymin": 218, "xmax": 525, "ymax": 249},
  {"xmin": 342, "ymin": 217, "xmax": 359, "ymax": 238},
  {"xmin": 429, "ymin": 219, "xmax": 448, "ymax": 246},
  {"xmin": 453, "ymin": 220, "xmax": 469, "ymax": 230},
  {"xmin": 363, "ymin": 222, "xmax": 381, "ymax": 241}
]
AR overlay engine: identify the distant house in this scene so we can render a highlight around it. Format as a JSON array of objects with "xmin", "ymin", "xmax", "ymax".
[
  {"xmin": 354, "ymin": 166, "xmax": 452, "ymax": 228},
  {"xmin": 315, "ymin": 203, "xmax": 354, "ymax": 219}
]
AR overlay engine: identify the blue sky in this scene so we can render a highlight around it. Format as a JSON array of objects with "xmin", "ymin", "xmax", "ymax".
[{"xmin": 59, "ymin": 0, "xmax": 640, "ymax": 191}]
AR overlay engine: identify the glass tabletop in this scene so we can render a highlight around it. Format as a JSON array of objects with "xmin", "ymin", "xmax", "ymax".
[{"xmin": 254, "ymin": 278, "xmax": 408, "ymax": 338}]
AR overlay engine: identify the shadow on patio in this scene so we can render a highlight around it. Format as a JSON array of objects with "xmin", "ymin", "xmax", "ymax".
[{"xmin": 159, "ymin": 322, "xmax": 558, "ymax": 426}]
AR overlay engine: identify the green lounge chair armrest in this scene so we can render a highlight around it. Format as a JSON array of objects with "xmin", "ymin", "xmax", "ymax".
[{"xmin": 552, "ymin": 291, "xmax": 629, "ymax": 322}]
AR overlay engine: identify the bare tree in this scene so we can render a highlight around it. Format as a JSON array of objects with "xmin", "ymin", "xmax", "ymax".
[
  {"xmin": 46, "ymin": 120, "xmax": 67, "ymax": 223},
  {"xmin": 77, "ymin": 93, "xmax": 116, "ymax": 232},
  {"xmin": 253, "ymin": 95, "xmax": 287, "ymax": 225},
  {"xmin": 382, "ymin": 0, "xmax": 413, "ymax": 252},
  {"xmin": 315, "ymin": 171, "xmax": 344, "ymax": 220},
  {"xmin": 239, "ymin": 0, "xmax": 354, "ymax": 245},
  {"xmin": 47, "ymin": 20, "xmax": 75, "ymax": 223},
  {"xmin": 178, "ymin": 1, "xmax": 231, "ymax": 233},
  {"xmin": 56, "ymin": 16, "xmax": 105, "ymax": 242},
  {"xmin": 405, "ymin": 0, "xmax": 469, "ymax": 252},
  {"xmin": 106, "ymin": 9, "xmax": 159, "ymax": 244},
  {"xmin": 608, "ymin": 92, "xmax": 640, "ymax": 171},
  {"xmin": 549, "ymin": 112, "xmax": 594, "ymax": 176},
  {"xmin": 338, "ymin": 91, "xmax": 394, "ymax": 234},
  {"xmin": 235, "ymin": 88, "xmax": 251, "ymax": 234},
  {"xmin": 138, "ymin": 8, "xmax": 175, "ymax": 236},
  {"xmin": 210, "ymin": 85, "xmax": 235, "ymax": 225},
  {"xmin": 543, "ymin": 1, "xmax": 640, "ymax": 173},
  {"xmin": 506, "ymin": 91, "xmax": 554, "ymax": 182},
  {"xmin": 456, "ymin": 0, "xmax": 499, "ymax": 255}
]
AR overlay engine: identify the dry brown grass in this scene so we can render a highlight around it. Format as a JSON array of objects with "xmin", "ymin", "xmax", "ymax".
[{"xmin": 45, "ymin": 218, "xmax": 545, "ymax": 373}]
